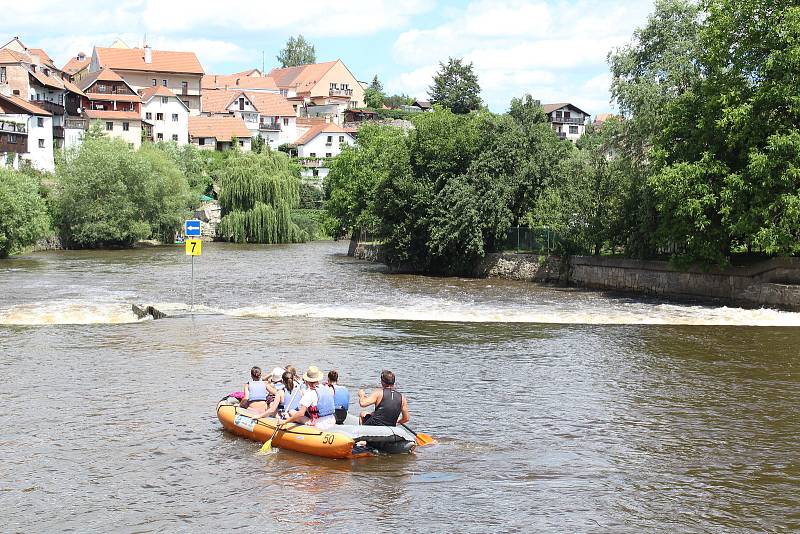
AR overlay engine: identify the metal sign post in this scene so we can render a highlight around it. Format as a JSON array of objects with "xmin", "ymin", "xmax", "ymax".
[{"xmin": 184, "ymin": 220, "xmax": 203, "ymax": 313}]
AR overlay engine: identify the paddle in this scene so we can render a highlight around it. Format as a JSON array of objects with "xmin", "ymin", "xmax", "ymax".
[{"xmin": 260, "ymin": 382, "xmax": 302, "ymax": 452}]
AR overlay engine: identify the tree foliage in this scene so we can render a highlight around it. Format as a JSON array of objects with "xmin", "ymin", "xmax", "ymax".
[
  {"xmin": 53, "ymin": 136, "xmax": 192, "ymax": 248},
  {"xmin": 217, "ymin": 151, "xmax": 307, "ymax": 243},
  {"xmin": 0, "ymin": 167, "xmax": 50, "ymax": 257},
  {"xmin": 428, "ymin": 58, "xmax": 482, "ymax": 114},
  {"xmin": 276, "ymin": 35, "xmax": 316, "ymax": 68}
]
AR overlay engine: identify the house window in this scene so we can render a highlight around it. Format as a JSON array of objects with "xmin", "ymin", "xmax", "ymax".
[
  {"xmin": 239, "ymin": 140, "xmax": 244, "ymax": 147},
  {"xmin": 156, "ymin": 113, "xmax": 164, "ymax": 121},
  {"xmin": 283, "ymin": 118, "xmax": 289, "ymax": 125},
  {"xmin": 325, "ymin": 152, "xmax": 332, "ymax": 158},
  {"xmin": 342, "ymin": 84, "xmax": 349, "ymax": 90},
  {"xmin": 152, "ymin": 79, "xmax": 157, "ymax": 86},
  {"xmin": 330, "ymin": 82, "xmax": 337, "ymax": 90},
  {"xmin": 239, "ymin": 98, "xmax": 245, "ymax": 110},
  {"xmin": 569, "ymin": 125, "xmax": 579, "ymax": 134},
  {"xmin": 0, "ymin": 67, "xmax": 6, "ymax": 83},
  {"xmin": 145, "ymin": 112, "xmax": 152, "ymax": 120},
  {"xmin": 37, "ymin": 117, "xmax": 44, "ymax": 127},
  {"xmin": 172, "ymin": 113, "xmax": 178, "ymax": 122},
  {"xmin": 98, "ymin": 83, "xmax": 106, "ymax": 92},
  {"xmin": 198, "ymin": 138, "xmax": 205, "ymax": 146},
  {"xmin": 181, "ymin": 81, "xmax": 188, "ymax": 93},
  {"xmin": 564, "ymin": 111, "xmax": 571, "ymax": 119},
  {"xmin": 123, "ymin": 122, "xmax": 129, "ymax": 131},
  {"xmin": 162, "ymin": 79, "xmax": 167, "ymax": 87},
  {"xmin": 172, "ymin": 134, "xmax": 178, "ymax": 141},
  {"xmin": 309, "ymin": 152, "xmax": 316, "ymax": 157},
  {"xmin": 338, "ymin": 136, "xmax": 344, "ymax": 143},
  {"xmin": 326, "ymin": 135, "xmax": 332, "ymax": 144},
  {"xmin": 8, "ymin": 134, "xmax": 16, "ymax": 143},
  {"xmin": 161, "ymin": 96, "xmax": 169, "ymax": 104},
  {"xmin": 38, "ymin": 139, "xmax": 45, "ymax": 148},
  {"xmin": 106, "ymin": 122, "xmax": 113, "ymax": 131},
  {"xmin": 555, "ymin": 111, "xmax": 562, "ymax": 118},
  {"xmin": 157, "ymin": 133, "xmax": 163, "ymax": 140},
  {"xmin": 312, "ymin": 169, "xmax": 319, "ymax": 177}
]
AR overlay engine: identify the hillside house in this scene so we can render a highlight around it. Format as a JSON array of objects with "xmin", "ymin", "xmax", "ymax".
[
  {"xmin": 292, "ymin": 121, "xmax": 356, "ymax": 185},
  {"xmin": 189, "ymin": 115, "xmax": 252, "ymax": 151},
  {"xmin": 79, "ymin": 67, "xmax": 142, "ymax": 148},
  {"xmin": 0, "ymin": 94, "xmax": 54, "ymax": 171},
  {"xmin": 200, "ymin": 89, "xmax": 297, "ymax": 147},
  {"xmin": 139, "ymin": 86, "xmax": 190, "ymax": 144},
  {"xmin": 543, "ymin": 103, "xmax": 590, "ymax": 142}
]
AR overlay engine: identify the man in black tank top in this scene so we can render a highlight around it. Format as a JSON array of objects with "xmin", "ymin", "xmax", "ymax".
[{"xmin": 358, "ymin": 370, "xmax": 410, "ymax": 427}]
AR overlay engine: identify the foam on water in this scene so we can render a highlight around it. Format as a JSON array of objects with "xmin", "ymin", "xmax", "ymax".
[
  {"xmin": 0, "ymin": 301, "xmax": 144, "ymax": 325},
  {"xmin": 2, "ymin": 299, "xmax": 799, "ymax": 327}
]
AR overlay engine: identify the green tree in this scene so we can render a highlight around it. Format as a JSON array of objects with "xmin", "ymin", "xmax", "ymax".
[
  {"xmin": 54, "ymin": 136, "xmax": 192, "ymax": 248},
  {"xmin": 384, "ymin": 94, "xmax": 414, "ymax": 108},
  {"xmin": 276, "ymin": 35, "xmax": 316, "ymax": 68},
  {"xmin": 428, "ymin": 58, "xmax": 482, "ymax": 114},
  {"xmin": 216, "ymin": 151, "xmax": 307, "ymax": 243},
  {"xmin": 0, "ymin": 167, "xmax": 50, "ymax": 257},
  {"xmin": 364, "ymin": 75, "xmax": 386, "ymax": 109}
]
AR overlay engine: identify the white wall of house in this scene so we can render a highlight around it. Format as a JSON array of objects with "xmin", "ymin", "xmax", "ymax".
[
  {"xmin": 296, "ymin": 131, "xmax": 354, "ymax": 158},
  {"xmin": 142, "ymin": 96, "xmax": 189, "ymax": 144},
  {"xmin": 64, "ymin": 126, "xmax": 84, "ymax": 149},
  {"xmin": 550, "ymin": 107, "xmax": 588, "ymax": 142},
  {"xmin": 300, "ymin": 167, "xmax": 328, "ymax": 187},
  {"xmin": 25, "ymin": 113, "xmax": 54, "ymax": 172},
  {"xmin": 92, "ymin": 119, "xmax": 142, "ymax": 149}
]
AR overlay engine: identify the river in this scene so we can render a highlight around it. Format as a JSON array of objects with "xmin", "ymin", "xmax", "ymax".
[{"xmin": 1, "ymin": 242, "xmax": 798, "ymax": 532}]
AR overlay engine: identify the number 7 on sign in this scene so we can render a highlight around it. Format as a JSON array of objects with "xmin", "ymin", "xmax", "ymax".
[{"xmin": 185, "ymin": 239, "xmax": 202, "ymax": 256}]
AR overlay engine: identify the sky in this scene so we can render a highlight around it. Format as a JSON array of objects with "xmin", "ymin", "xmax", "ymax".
[{"xmin": 4, "ymin": 0, "xmax": 657, "ymax": 115}]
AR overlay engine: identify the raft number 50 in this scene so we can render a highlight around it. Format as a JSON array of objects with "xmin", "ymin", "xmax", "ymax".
[{"xmin": 322, "ymin": 434, "xmax": 335, "ymax": 445}]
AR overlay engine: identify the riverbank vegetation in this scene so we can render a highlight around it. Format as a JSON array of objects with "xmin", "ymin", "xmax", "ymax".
[
  {"xmin": 325, "ymin": 0, "xmax": 800, "ymax": 273},
  {"xmin": 0, "ymin": 166, "xmax": 49, "ymax": 258}
]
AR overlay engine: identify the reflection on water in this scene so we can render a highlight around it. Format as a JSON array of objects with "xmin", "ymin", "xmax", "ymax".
[{"xmin": 0, "ymin": 242, "xmax": 798, "ymax": 532}]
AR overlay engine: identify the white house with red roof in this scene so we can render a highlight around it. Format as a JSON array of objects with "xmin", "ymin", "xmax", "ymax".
[
  {"xmin": 90, "ymin": 43, "xmax": 204, "ymax": 115},
  {"xmin": 200, "ymin": 89, "xmax": 297, "ymax": 147},
  {"xmin": 139, "ymin": 85, "xmax": 190, "ymax": 144},
  {"xmin": 0, "ymin": 93, "xmax": 54, "ymax": 171},
  {"xmin": 79, "ymin": 67, "xmax": 143, "ymax": 149},
  {"xmin": 189, "ymin": 116, "xmax": 252, "ymax": 152},
  {"xmin": 292, "ymin": 121, "xmax": 356, "ymax": 184}
]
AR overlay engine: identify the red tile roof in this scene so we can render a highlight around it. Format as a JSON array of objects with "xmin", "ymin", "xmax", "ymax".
[
  {"xmin": 0, "ymin": 94, "xmax": 52, "ymax": 116},
  {"xmin": 201, "ymin": 74, "xmax": 278, "ymax": 91},
  {"xmin": 84, "ymin": 110, "xmax": 141, "ymax": 120},
  {"xmin": 79, "ymin": 67, "xmax": 126, "ymax": 91},
  {"xmin": 0, "ymin": 49, "xmax": 31, "ymax": 64},
  {"xmin": 62, "ymin": 78, "xmax": 86, "ymax": 97},
  {"xmin": 29, "ymin": 69, "xmax": 64, "ymax": 90},
  {"xmin": 543, "ymin": 102, "xmax": 590, "ymax": 116},
  {"xmin": 138, "ymin": 85, "xmax": 177, "ymax": 100},
  {"xmin": 63, "ymin": 53, "xmax": 90, "ymax": 75},
  {"xmin": 189, "ymin": 116, "xmax": 252, "ymax": 142},
  {"xmin": 268, "ymin": 61, "xmax": 339, "ymax": 92},
  {"xmin": 294, "ymin": 122, "xmax": 355, "ymax": 145},
  {"xmin": 200, "ymin": 90, "xmax": 294, "ymax": 116},
  {"xmin": 95, "ymin": 47, "xmax": 204, "ymax": 75}
]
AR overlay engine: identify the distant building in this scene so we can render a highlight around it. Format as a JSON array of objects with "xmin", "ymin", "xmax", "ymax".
[
  {"xmin": 543, "ymin": 103, "xmax": 590, "ymax": 142},
  {"xmin": 189, "ymin": 115, "xmax": 252, "ymax": 151},
  {"xmin": 268, "ymin": 60, "xmax": 364, "ymax": 124},
  {"xmin": 90, "ymin": 45, "xmax": 204, "ymax": 115},
  {"xmin": 412, "ymin": 99, "xmax": 432, "ymax": 111},
  {"xmin": 0, "ymin": 93, "xmax": 54, "ymax": 172},
  {"xmin": 292, "ymin": 121, "xmax": 356, "ymax": 185},
  {"xmin": 201, "ymin": 70, "xmax": 278, "ymax": 93},
  {"xmin": 139, "ymin": 86, "xmax": 190, "ymax": 144},
  {"xmin": 62, "ymin": 52, "xmax": 90, "ymax": 82},
  {"xmin": 343, "ymin": 108, "xmax": 378, "ymax": 124},
  {"xmin": 79, "ymin": 67, "xmax": 143, "ymax": 149},
  {"xmin": 200, "ymin": 89, "xmax": 297, "ymax": 147}
]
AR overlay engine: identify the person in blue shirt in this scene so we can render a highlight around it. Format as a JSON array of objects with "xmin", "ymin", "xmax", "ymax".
[{"xmin": 327, "ymin": 370, "xmax": 350, "ymax": 425}]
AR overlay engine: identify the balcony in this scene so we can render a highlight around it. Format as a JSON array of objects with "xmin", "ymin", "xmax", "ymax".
[
  {"xmin": 32, "ymin": 99, "xmax": 65, "ymax": 115},
  {"xmin": 551, "ymin": 116, "xmax": 584, "ymax": 125},
  {"xmin": 259, "ymin": 121, "xmax": 281, "ymax": 131},
  {"xmin": 329, "ymin": 88, "xmax": 353, "ymax": 97},
  {"xmin": 298, "ymin": 158, "xmax": 327, "ymax": 168},
  {"xmin": 0, "ymin": 120, "xmax": 27, "ymax": 134},
  {"xmin": 65, "ymin": 117, "xmax": 88, "ymax": 130}
]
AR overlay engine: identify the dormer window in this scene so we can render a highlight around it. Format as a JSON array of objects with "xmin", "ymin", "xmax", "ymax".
[{"xmin": 44, "ymin": 68, "xmax": 50, "ymax": 76}]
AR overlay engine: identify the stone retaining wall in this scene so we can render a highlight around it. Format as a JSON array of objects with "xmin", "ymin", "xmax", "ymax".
[
  {"xmin": 570, "ymin": 256, "xmax": 800, "ymax": 311},
  {"xmin": 474, "ymin": 253, "xmax": 562, "ymax": 283}
]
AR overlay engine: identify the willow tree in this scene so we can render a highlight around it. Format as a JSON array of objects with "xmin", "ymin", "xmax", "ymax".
[{"xmin": 217, "ymin": 151, "xmax": 307, "ymax": 243}]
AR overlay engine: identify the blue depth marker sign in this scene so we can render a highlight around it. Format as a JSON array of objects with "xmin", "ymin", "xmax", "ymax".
[{"xmin": 184, "ymin": 219, "xmax": 202, "ymax": 237}]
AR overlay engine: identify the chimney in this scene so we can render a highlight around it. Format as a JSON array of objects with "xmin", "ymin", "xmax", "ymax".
[{"xmin": 144, "ymin": 45, "xmax": 152, "ymax": 64}]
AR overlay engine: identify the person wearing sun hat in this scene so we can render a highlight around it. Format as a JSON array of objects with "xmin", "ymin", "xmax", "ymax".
[{"xmin": 277, "ymin": 365, "xmax": 336, "ymax": 429}]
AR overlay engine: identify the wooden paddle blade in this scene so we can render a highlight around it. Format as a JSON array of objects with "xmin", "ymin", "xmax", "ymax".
[{"xmin": 414, "ymin": 432, "xmax": 437, "ymax": 446}]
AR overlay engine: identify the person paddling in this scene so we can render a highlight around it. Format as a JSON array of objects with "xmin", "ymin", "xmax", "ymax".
[
  {"xmin": 241, "ymin": 366, "xmax": 268, "ymax": 411},
  {"xmin": 327, "ymin": 370, "xmax": 350, "ymax": 425},
  {"xmin": 277, "ymin": 366, "xmax": 336, "ymax": 429},
  {"xmin": 358, "ymin": 370, "xmax": 409, "ymax": 427}
]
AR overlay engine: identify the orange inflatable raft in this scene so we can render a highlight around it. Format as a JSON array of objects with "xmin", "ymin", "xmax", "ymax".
[{"xmin": 216, "ymin": 398, "xmax": 417, "ymax": 459}]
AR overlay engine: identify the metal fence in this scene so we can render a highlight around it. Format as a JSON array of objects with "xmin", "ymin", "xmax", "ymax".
[{"xmin": 503, "ymin": 226, "xmax": 561, "ymax": 254}]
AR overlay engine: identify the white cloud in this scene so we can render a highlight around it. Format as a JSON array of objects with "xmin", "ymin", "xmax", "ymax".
[{"xmin": 389, "ymin": 0, "xmax": 653, "ymax": 111}]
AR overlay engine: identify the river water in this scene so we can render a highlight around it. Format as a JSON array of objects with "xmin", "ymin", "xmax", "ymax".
[{"xmin": 1, "ymin": 242, "xmax": 798, "ymax": 532}]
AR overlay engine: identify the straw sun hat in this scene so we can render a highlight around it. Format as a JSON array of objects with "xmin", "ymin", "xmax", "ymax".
[{"xmin": 302, "ymin": 365, "xmax": 323, "ymax": 383}]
